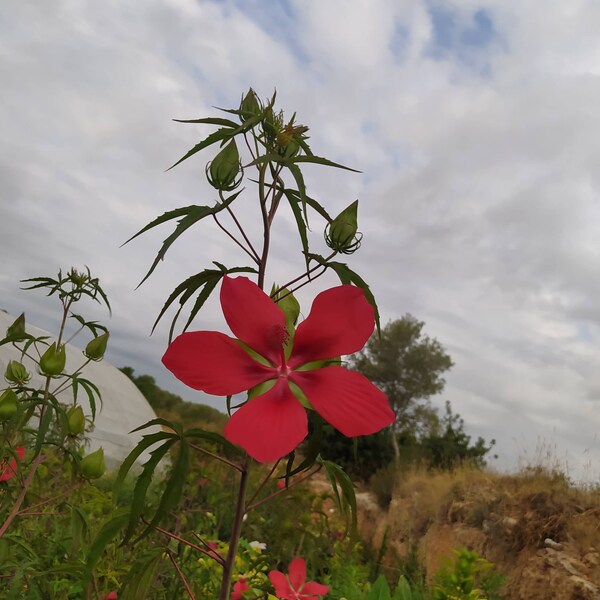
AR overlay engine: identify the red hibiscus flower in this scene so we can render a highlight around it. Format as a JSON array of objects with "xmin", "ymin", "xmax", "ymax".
[
  {"xmin": 162, "ymin": 276, "xmax": 394, "ymax": 462},
  {"xmin": 0, "ymin": 446, "xmax": 25, "ymax": 482},
  {"xmin": 232, "ymin": 577, "xmax": 250, "ymax": 600},
  {"xmin": 269, "ymin": 557, "xmax": 328, "ymax": 599}
]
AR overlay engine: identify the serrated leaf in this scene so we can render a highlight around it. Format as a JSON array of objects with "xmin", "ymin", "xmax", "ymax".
[
  {"xmin": 76, "ymin": 377, "xmax": 102, "ymax": 420},
  {"xmin": 284, "ymin": 188, "xmax": 332, "ymax": 222},
  {"xmin": 126, "ymin": 191, "xmax": 243, "ymax": 286},
  {"xmin": 69, "ymin": 313, "xmax": 108, "ymax": 337},
  {"xmin": 153, "ymin": 264, "xmax": 255, "ymax": 340},
  {"xmin": 114, "ymin": 431, "xmax": 177, "ymax": 497},
  {"xmin": 167, "ymin": 127, "xmax": 233, "ymax": 171},
  {"xmin": 124, "ymin": 439, "xmax": 176, "ymax": 544},
  {"xmin": 136, "ymin": 439, "xmax": 190, "ymax": 543}
]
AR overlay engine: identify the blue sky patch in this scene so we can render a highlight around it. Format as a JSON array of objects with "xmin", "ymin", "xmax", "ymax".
[{"xmin": 425, "ymin": 4, "xmax": 500, "ymax": 75}]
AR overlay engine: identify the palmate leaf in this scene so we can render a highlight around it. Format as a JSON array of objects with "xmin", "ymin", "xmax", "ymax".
[
  {"xmin": 123, "ymin": 189, "xmax": 243, "ymax": 286},
  {"xmin": 306, "ymin": 253, "xmax": 381, "ymax": 335},
  {"xmin": 153, "ymin": 263, "xmax": 256, "ymax": 341}
]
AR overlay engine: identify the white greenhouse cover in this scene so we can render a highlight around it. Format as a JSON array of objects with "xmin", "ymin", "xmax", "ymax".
[{"xmin": 0, "ymin": 310, "xmax": 161, "ymax": 469}]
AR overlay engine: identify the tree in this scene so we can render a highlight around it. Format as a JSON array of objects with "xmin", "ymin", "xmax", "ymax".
[
  {"xmin": 351, "ymin": 315, "xmax": 453, "ymax": 461},
  {"xmin": 423, "ymin": 401, "xmax": 496, "ymax": 470}
]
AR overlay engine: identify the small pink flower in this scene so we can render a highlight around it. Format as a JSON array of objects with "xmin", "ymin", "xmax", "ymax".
[
  {"xmin": 269, "ymin": 557, "xmax": 329, "ymax": 599},
  {"xmin": 103, "ymin": 592, "xmax": 118, "ymax": 600},
  {"xmin": 0, "ymin": 446, "xmax": 25, "ymax": 482},
  {"xmin": 276, "ymin": 480, "xmax": 286, "ymax": 489},
  {"xmin": 232, "ymin": 577, "xmax": 250, "ymax": 600}
]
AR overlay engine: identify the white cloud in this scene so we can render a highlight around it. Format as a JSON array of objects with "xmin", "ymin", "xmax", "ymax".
[{"xmin": 2, "ymin": 0, "xmax": 600, "ymax": 480}]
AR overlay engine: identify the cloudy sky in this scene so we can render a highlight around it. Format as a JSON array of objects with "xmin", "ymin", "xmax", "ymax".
[{"xmin": 2, "ymin": 0, "xmax": 600, "ymax": 481}]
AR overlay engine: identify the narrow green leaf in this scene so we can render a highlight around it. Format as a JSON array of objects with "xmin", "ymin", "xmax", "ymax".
[
  {"xmin": 130, "ymin": 417, "xmax": 183, "ymax": 437},
  {"xmin": 34, "ymin": 402, "xmax": 53, "ymax": 456},
  {"xmin": 283, "ymin": 189, "xmax": 310, "ymax": 261},
  {"xmin": 131, "ymin": 191, "xmax": 243, "ymax": 286},
  {"xmin": 137, "ymin": 439, "xmax": 190, "ymax": 542},
  {"xmin": 286, "ymin": 416, "xmax": 323, "ymax": 477},
  {"xmin": 286, "ymin": 161, "xmax": 308, "ymax": 222},
  {"xmin": 173, "ymin": 116, "xmax": 239, "ymax": 127},
  {"xmin": 124, "ymin": 439, "xmax": 176, "ymax": 544},
  {"xmin": 167, "ymin": 127, "xmax": 233, "ymax": 171},
  {"xmin": 183, "ymin": 428, "xmax": 241, "ymax": 455},
  {"xmin": 120, "ymin": 551, "xmax": 163, "ymax": 600},
  {"xmin": 321, "ymin": 459, "xmax": 357, "ymax": 536},
  {"xmin": 291, "ymin": 154, "xmax": 361, "ymax": 173},
  {"xmin": 113, "ymin": 431, "xmax": 176, "ymax": 497},
  {"xmin": 85, "ymin": 511, "xmax": 130, "ymax": 581}
]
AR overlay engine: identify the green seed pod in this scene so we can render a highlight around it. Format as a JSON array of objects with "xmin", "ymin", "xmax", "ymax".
[
  {"xmin": 84, "ymin": 333, "xmax": 109, "ymax": 361},
  {"xmin": 239, "ymin": 88, "xmax": 261, "ymax": 122},
  {"xmin": 325, "ymin": 200, "xmax": 362, "ymax": 254},
  {"xmin": 0, "ymin": 389, "xmax": 18, "ymax": 421},
  {"xmin": 39, "ymin": 342, "xmax": 66, "ymax": 376},
  {"xmin": 67, "ymin": 405, "xmax": 86, "ymax": 435},
  {"xmin": 207, "ymin": 140, "xmax": 241, "ymax": 191},
  {"xmin": 80, "ymin": 448, "xmax": 106, "ymax": 479},
  {"xmin": 6, "ymin": 313, "xmax": 26, "ymax": 340},
  {"xmin": 5, "ymin": 360, "xmax": 30, "ymax": 384}
]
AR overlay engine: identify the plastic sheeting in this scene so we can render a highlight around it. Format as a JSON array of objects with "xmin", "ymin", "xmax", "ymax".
[{"xmin": 0, "ymin": 310, "xmax": 161, "ymax": 468}]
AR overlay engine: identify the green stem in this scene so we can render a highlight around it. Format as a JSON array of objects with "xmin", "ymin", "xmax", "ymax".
[{"xmin": 218, "ymin": 460, "xmax": 250, "ymax": 600}]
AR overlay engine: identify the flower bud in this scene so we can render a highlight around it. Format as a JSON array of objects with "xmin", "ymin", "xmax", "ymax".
[
  {"xmin": 272, "ymin": 287, "xmax": 300, "ymax": 326},
  {"xmin": 325, "ymin": 200, "xmax": 362, "ymax": 254},
  {"xmin": 207, "ymin": 140, "xmax": 241, "ymax": 191},
  {"xmin": 80, "ymin": 448, "xmax": 106, "ymax": 479},
  {"xmin": 39, "ymin": 342, "xmax": 66, "ymax": 376},
  {"xmin": 85, "ymin": 333, "xmax": 109, "ymax": 361},
  {"xmin": 5, "ymin": 360, "xmax": 30, "ymax": 384},
  {"xmin": 0, "ymin": 389, "xmax": 18, "ymax": 421},
  {"xmin": 6, "ymin": 313, "xmax": 26, "ymax": 340},
  {"xmin": 67, "ymin": 405, "xmax": 86, "ymax": 435},
  {"xmin": 239, "ymin": 88, "xmax": 261, "ymax": 122}
]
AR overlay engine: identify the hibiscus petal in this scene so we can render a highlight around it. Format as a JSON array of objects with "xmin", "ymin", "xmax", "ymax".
[
  {"xmin": 221, "ymin": 276, "xmax": 286, "ymax": 365},
  {"xmin": 289, "ymin": 285, "xmax": 374, "ymax": 369},
  {"xmin": 269, "ymin": 571, "xmax": 295, "ymax": 599},
  {"xmin": 162, "ymin": 331, "xmax": 274, "ymax": 395},
  {"xmin": 290, "ymin": 366, "xmax": 395, "ymax": 436},
  {"xmin": 223, "ymin": 381, "xmax": 308, "ymax": 462},
  {"xmin": 301, "ymin": 581, "xmax": 330, "ymax": 597},
  {"xmin": 288, "ymin": 557, "xmax": 307, "ymax": 590}
]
